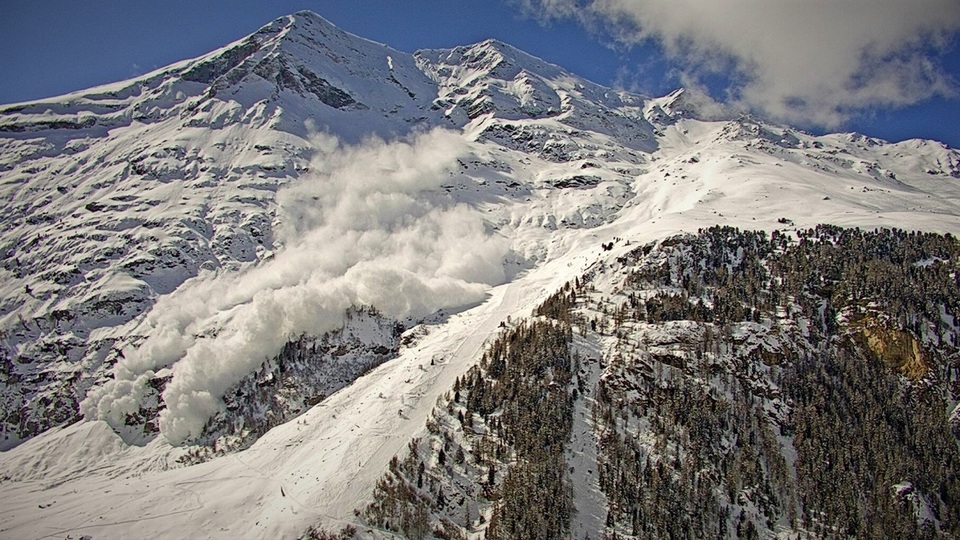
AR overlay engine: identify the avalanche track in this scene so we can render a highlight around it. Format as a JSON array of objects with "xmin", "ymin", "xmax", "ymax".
[
  {"xmin": 3, "ymin": 9, "xmax": 960, "ymax": 539},
  {"xmin": 0, "ymin": 254, "xmax": 585, "ymax": 540}
]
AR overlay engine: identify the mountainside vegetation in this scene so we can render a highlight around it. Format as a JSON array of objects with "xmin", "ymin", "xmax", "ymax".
[
  {"xmin": 590, "ymin": 225, "xmax": 960, "ymax": 539},
  {"xmin": 5, "ymin": 11, "xmax": 960, "ymax": 539},
  {"xmin": 342, "ymin": 225, "xmax": 960, "ymax": 539},
  {"xmin": 358, "ymin": 316, "xmax": 575, "ymax": 539}
]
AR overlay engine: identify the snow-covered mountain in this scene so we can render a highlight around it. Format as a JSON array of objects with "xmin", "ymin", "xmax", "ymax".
[{"xmin": 2, "ymin": 10, "xmax": 960, "ymax": 539}]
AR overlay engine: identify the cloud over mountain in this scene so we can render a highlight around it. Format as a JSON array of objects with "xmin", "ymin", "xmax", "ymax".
[{"xmin": 520, "ymin": 0, "xmax": 960, "ymax": 127}]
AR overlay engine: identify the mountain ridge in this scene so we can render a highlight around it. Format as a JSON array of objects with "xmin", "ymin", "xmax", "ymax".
[
  {"xmin": 1, "ymin": 10, "xmax": 960, "ymax": 539},
  {"xmin": 3, "ymin": 4, "xmax": 959, "ymax": 450},
  {"xmin": 2, "ymin": 9, "xmax": 959, "ymax": 446}
]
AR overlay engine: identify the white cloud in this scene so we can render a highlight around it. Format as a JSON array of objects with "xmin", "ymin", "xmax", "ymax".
[
  {"xmin": 520, "ymin": 0, "xmax": 960, "ymax": 126},
  {"xmin": 81, "ymin": 128, "xmax": 510, "ymax": 445}
]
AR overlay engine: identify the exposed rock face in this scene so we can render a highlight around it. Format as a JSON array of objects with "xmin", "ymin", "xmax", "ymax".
[
  {"xmin": 853, "ymin": 319, "xmax": 931, "ymax": 380},
  {"xmin": 180, "ymin": 306, "xmax": 403, "ymax": 459}
]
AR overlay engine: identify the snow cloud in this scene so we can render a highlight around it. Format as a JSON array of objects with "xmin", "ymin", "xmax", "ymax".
[
  {"xmin": 519, "ymin": 0, "xmax": 960, "ymax": 127},
  {"xmin": 82, "ymin": 128, "xmax": 509, "ymax": 445}
]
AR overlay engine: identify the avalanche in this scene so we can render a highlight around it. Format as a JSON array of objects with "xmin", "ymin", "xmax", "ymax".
[{"xmin": 1, "ymin": 9, "xmax": 960, "ymax": 540}]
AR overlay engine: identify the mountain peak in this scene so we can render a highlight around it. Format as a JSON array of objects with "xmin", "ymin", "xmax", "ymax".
[
  {"xmin": 462, "ymin": 38, "xmax": 563, "ymax": 76},
  {"xmin": 468, "ymin": 38, "xmax": 522, "ymax": 57},
  {"xmin": 254, "ymin": 10, "xmax": 342, "ymax": 34},
  {"xmin": 282, "ymin": 9, "xmax": 356, "ymax": 40},
  {"xmin": 3, "ymin": 9, "xmax": 960, "ymax": 540},
  {"xmin": 291, "ymin": 9, "xmax": 327, "ymax": 21},
  {"xmin": 662, "ymin": 87, "xmax": 737, "ymax": 121}
]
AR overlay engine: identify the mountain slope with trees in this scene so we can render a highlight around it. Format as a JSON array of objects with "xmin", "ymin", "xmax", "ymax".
[
  {"xmin": 343, "ymin": 226, "xmax": 960, "ymax": 539},
  {"xmin": 1, "ymin": 10, "xmax": 960, "ymax": 540}
]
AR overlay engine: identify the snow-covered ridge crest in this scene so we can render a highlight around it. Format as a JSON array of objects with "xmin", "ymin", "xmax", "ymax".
[
  {"xmin": 2, "ymin": 9, "xmax": 959, "ymax": 452},
  {"xmin": 3, "ymin": 9, "xmax": 960, "ymax": 539},
  {"xmin": 0, "ymin": 10, "xmax": 466, "ymax": 449},
  {"xmin": 81, "ymin": 127, "xmax": 510, "ymax": 445},
  {"xmin": 0, "ymin": 9, "xmax": 437, "ymax": 141}
]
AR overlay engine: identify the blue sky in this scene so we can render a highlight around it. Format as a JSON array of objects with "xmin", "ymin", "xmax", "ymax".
[{"xmin": 1, "ymin": 0, "xmax": 958, "ymax": 147}]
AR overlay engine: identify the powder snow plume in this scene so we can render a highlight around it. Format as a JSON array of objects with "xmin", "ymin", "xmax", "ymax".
[{"xmin": 81, "ymin": 128, "xmax": 510, "ymax": 445}]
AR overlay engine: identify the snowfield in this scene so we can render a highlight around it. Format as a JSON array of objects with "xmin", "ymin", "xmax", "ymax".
[{"xmin": 2, "ymin": 10, "xmax": 960, "ymax": 540}]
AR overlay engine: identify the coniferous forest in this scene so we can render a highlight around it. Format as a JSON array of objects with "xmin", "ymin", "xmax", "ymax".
[{"xmin": 308, "ymin": 225, "xmax": 960, "ymax": 540}]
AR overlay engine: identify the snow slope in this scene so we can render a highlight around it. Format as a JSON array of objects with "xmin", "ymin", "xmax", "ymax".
[
  {"xmin": 2, "ymin": 9, "xmax": 960, "ymax": 539},
  {"xmin": 0, "ymin": 250, "xmax": 590, "ymax": 539}
]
